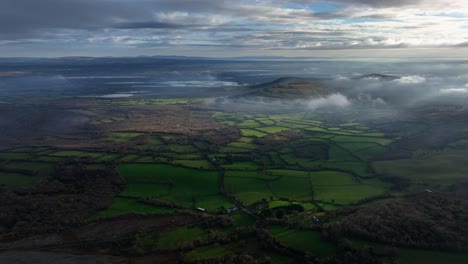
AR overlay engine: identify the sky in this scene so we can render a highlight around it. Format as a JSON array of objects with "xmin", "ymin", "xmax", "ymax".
[{"xmin": 0, "ymin": 0, "xmax": 467, "ymax": 58}]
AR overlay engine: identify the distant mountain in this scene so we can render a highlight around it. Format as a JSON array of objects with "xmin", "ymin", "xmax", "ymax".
[
  {"xmin": 0, "ymin": 55, "xmax": 332, "ymax": 64},
  {"xmin": 354, "ymin": 73, "xmax": 400, "ymax": 81},
  {"xmin": 233, "ymin": 77, "xmax": 334, "ymax": 99}
]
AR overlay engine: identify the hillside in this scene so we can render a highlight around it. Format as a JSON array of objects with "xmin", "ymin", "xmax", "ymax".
[{"xmin": 233, "ymin": 77, "xmax": 335, "ymax": 99}]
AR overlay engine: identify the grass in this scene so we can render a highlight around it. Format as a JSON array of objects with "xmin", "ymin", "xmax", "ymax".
[
  {"xmin": 227, "ymin": 142, "xmax": 257, "ymax": 150},
  {"xmin": 0, "ymin": 172, "xmax": 41, "ymax": 188},
  {"xmin": 256, "ymin": 126, "xmax": 291, "ymax": 134},
  {"xmin": 155, "ymin": 226, "xmax": 206, "ymax": 250},
  {"xmin": 224, "ymin": 177, "xmax": 271, "ymax": 205},
  {"xmin": 176, "ymin": 153, "xmax": 205, "ymax": 159},
  {"xmin": 328, "ymin": 145, "xmax": 358, "ymax": 162},
  {"xmin": 0, "ymin": 161, "xmax": 54, "ymax": 188},
  {"xmin": 225, "ymin": 171, "xmax": 278, "ymax": 180},
  {"xmin": 0, "ymin": 152, "xmax": 35, "ymax": 160},
  {"xmin": 166, "ymin": 144, "xmax": 197, "ymax": 153},
  {"xmin": 331, "ymin": 135, "xmax": 393, "ymax": 146},
  {"xmin": 105, "ymin": 132, "xmax": 142, "ymax": 142},
  {"xmin": 373, "ymin": 148, "xmax": 468, "ymax": 185},
  {"xmin": 310, "ymin": 171, "xmax": 357, "ymax": 185},
  {"xmin": 119, "ymin": 155, "xmax": 140, "ymax": 162},
  {"xmin": 255, "ymin": 118, "xmax": 276, "ymax": 126},
  {"xmin": 9, "ymin": 147, "xmax": 34, "ymax": 152},
  {"xmin": 120, "ymin": 183, "xmax": 171, "ymax": 198},
  {"xmin": 320, "ymin": 161, "xmax": 369, "ymax": 176},
  {"xmin": 281, "ymin": 155, "xmax": 321, "ymax": 168},
  {"xmin": 304, "ymin": 127, "xmax": 329, "ymax": 133},
  {"xmin": 238, "ymin": 120, "xmax": 263, "ymax": 128},
  {"xmin": 269, "ymin": 177, "xmax": 313, "ymax": 201},
  {"xmin": 173, "ymin": 160, "xmax": 214, "ymax": 170},
  {"xmin": 6, "ymin": 161, "xmax": 54, "ymax": 176},
  {"xmin": 90, "ymin": 197, "xmax": 176, "ymax": 220},
  {"xmin": 268, "ymin": 200, "xmax": 316, "ymax": 210},
  {"xmin": 221, "ymin": 161, "xmax": 259, "ymax": 171},
  {"xmin": 135, "ymin": 235, "xmax": 159, "ymax": 252},
  {"xmin": 353, "ymin": 146, "xmax": 386, "ymax": 161},
  {"xmin": 49, "ymin": 150, "xmax": 102, "ymax": 158},
  {"xmin": 313, "ymin": 178, "xmax": 390, "ymax": 205},
  {"xmin": 135, "ymin": 136, "xmax": 165, "ymax": 150},
  {"xmin": 397, "ymin": 248, "xmax": 468, "ymax": 264},
  {"xmin": 238, "ymin": 137, "xmax": 255, "ymax": 143},
  {"xmin": 266, "ymin": 169, "xmax": 309, "ymax": 178},
  {"xmin": 118, "ymin": 164, "xmax": 230, "ymax": 211},
  {"xmin": 97, "ymin": 154, "xmax": 121, "ymax": 162},
  {"xmin": 183, "ymin": 238, "xmax": 262, "ymax": 262},
  {"xmin": 231, "ymin": 212, "xmax": 255, "ymax": 227},
  {"xmin": 219, "ymin": 146, "xmax": 251, "ymax": 154},
  {"xmin": 240, "ymin": 129, "xmax": 268, "ymax": 137},
  {"xmin": 268, "ymin": 226, "xmax": 336, "ymax": 257},
  {"xmin": 34, "ymin": 156, "xmax": 64, "ymax": 162}
]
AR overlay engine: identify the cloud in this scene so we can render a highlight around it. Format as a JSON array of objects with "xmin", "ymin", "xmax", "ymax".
[
  {"xmin": 395, "ymin": 75, "xmax": 426, "ymax": 84},
  {"xmin": 440, "ymin": 88, "xmax": 468, "ymax": 93},
  {"xmin": 0, "ymin": 0, "xmax": 467, "ymax": 56},
  {"xmin": 307, "ymin": 93, "xmax": 351, "ymax": 110}
]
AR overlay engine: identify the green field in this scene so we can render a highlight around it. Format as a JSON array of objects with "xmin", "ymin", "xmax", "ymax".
[
  {"xmin": 269, "ymin": 176, "xmax": 312, "ymax": 200},
  {"xmin": 166, "ymin": 144, "xmax": 197, "ymax": 153},
  {"xmin": 268, "ymin": 225, "xmax": 336, "ymax": 257},
  {"xmin": 0, "ymin": 172, "xmax": 41, "ymax": 188},
  {"xmin": 231, "ymin": 212, "xmax": 255, "ymax": 227},
  {"xmin": 256, "ymin": 126, "xmax": 291, "ymax": 134},
  {"xmin": 3, "ymin": 109, "xmax": 447, "ymax": 263},
  {"xmin": 118, "ymin": 164, "xmax": 230, "ymax": 211},
  {"xmin": 0, "ymin": 161, "xmax": 54, "ymax": 188},
  {"xmin": 183, "ymin": 238, "xmax": 290, "ymax": 263},
  {"xmin": 240, "ymin": 129, "xmax": 268, "ymax": 137},
  {"xmin": 331, "ymin": 135, "xmax": 393, "ymax": 146},
  {"xmin": 183, "ymin": 239, "xmax": 257, "ymax": 261},
  {"xmin": 221, "ymin": 161, "xmax": 259, "ymax": 170},
  {"xmin": 49, "ymin": 150, "xmax": 102, "ymax": 158},
  {"xmin": 173, "ymin": 159, "xmax": 214, "ymax": 170},
  {"xmin": 225, "ymin": 177, "xmax": 271, "ymax": 205},
  {"xmin": 310, "ymin": 171, "xmax": 357, "ymax": 185},
  {"xmin": 238, "ymin": 120, "xmax": 263, "ymax": 128},
  {"xmin": 153, "ymin": 226, "xmax": 206, "ymax": 250},
  {"xmin": 313, "ymin": 178, "xmax": 390, "ymax": 204},
  {"xmin": 97, "ymin": 153, "xmax": 121, "ymax": 161},
  {"xmin": 105, "ymin": 132, "xmax": 142, "ymax": 142},
  {"xmin": 0, "ymin": 152, "xmax": 35, "ymax": 160},
  {"xmin": 227, "ymin": 141, "xmax": 257, "ymax": 150},
  {"xmin": 90, "ymin": 197, "xmax": 176, "ymax": 220},
  {"xmin": 373, "ymin": 148, "xmax": 468, "ymax": 186},
  {"xmin": 225, "ymin": 171, "xmax": 279, "ymax": 180}
]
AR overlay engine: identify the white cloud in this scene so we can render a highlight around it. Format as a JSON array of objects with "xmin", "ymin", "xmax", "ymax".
[
  {"xmin": 440, "ymin": 88, "xmax": 468, "ymax": 93},
  {"xmin": 1, "ymin": 0, "xmax": 467, "ymax": 56},
  {"xmin": 307, "ymin": 93, "xmax": 351, "ymax": 110},
  {"xmin": 395, "ymin": 75, "xmax": 426, "ymax": 84}
]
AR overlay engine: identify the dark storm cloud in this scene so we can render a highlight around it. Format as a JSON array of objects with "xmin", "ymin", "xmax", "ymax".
[
  {"xmin": 0, "ymin": 0, "xmax": 149, "ymax": 39},
  {"xmin": 0, "ymin": 0, "xmax": 242, "ymax": 40},
  {"xmin": 114, "ymin": 21, "xmax": 185, "ymax": 30}
]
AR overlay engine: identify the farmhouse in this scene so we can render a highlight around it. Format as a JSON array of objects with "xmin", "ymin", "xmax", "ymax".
[
  {"xmin": 226, "ymin": 205, "xmax": 238, "ymax": 213},
  {"xmin": 311, "ymin": 216, "xmax": 320, "ymax": 224}
]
